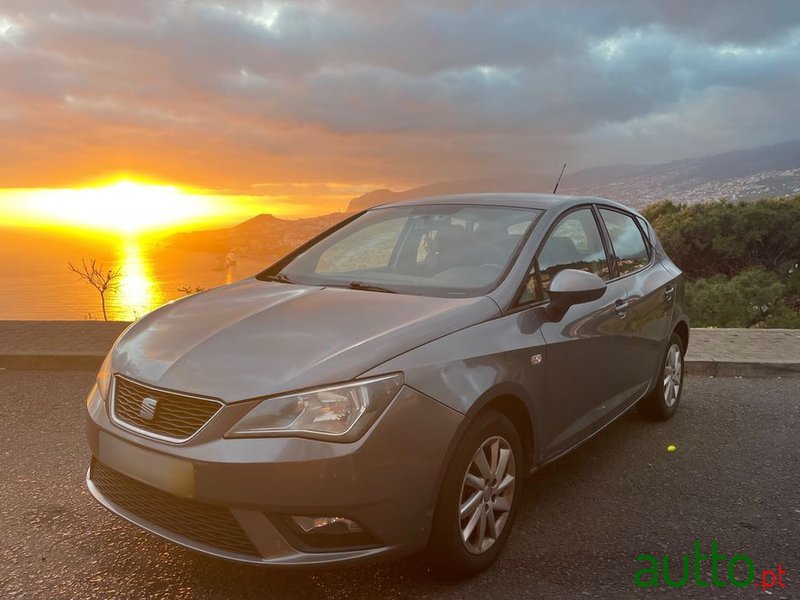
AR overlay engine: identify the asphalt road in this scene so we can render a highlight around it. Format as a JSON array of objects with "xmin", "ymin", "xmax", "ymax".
[{"xmin": 1, "ymin": 370, "xmax": 798, "ymax": 600}]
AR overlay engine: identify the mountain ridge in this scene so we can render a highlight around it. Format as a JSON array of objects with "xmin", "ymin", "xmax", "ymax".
[
  {"xmin": 168, "ymin": 139, "xmax": 800, "ymax": 260},
  {"xmin": 347, "ymin": 139, "xmax": 800, "ymax": 211}
]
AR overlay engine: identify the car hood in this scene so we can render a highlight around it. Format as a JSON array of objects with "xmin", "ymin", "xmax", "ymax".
[{"xmin": 111, "ymin": 278, "xmax": 499, "ymax": 402}]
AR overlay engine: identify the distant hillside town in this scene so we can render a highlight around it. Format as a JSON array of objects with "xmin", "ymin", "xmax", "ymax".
[{"xmin": 168, "ymin": 139, "xmax": 800, "ymax": 261}]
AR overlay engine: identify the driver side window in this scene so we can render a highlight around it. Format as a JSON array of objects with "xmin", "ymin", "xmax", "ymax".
[{"xmin": 519, "ymin": 208, "xmax": 611, "ymax": 304}]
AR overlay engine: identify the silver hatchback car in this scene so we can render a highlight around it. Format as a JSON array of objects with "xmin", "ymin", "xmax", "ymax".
[{"xmin": 85, "ymin": 194, "xmax": 689, "ymax": 575}]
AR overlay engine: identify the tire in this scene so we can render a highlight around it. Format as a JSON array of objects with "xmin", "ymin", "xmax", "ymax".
[
  {"xmin": 428, "ymin": 410, "xmax": 523, "ymax": 577},
  {"xmin": 637, "ymin": 332, "xmax": 685, "ymax": 421}
]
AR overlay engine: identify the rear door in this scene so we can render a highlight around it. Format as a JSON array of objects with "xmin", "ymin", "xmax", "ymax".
[{"xmin": 597, "ymin": 208, "xmax": 674, "ymax": 396}]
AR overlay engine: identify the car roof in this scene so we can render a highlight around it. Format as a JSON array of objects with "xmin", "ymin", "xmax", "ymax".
[{"xmin": 370, "ymin": 192, "xmax": 641, "ymax": 215}]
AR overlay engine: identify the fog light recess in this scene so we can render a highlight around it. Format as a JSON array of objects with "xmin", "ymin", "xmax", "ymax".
[
  {"xmin": 276, "ymin": 514, "xmax": 381, "ymax": 552},
  {"xmin": 292, "ymin": 516, "xmax": 364, "ymax": 534}
]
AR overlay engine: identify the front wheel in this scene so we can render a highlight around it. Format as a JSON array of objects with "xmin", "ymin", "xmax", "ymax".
[
  {"xmin": 428, "ymin": 410, "xmax": 523, "ymax": 577},
  {"xmin": 637, "ymin": 332, "xmax": 685, "ymax": 420}
]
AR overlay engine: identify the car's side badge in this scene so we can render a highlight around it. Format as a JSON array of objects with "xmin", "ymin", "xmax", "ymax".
[{"xmin": 530, "ymin": 354, "xmax": 543, "ymax": 366}]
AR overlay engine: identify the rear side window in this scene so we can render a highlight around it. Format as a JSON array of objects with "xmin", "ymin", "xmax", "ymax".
[{"xmin": 599, "ymin": 209, "xmax": 650, "ymax": 276}]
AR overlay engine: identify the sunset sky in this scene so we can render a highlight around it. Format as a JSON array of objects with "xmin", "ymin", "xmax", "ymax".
[{"xmin": 2, "ymin": 1, "xmax": 800, "ymax": 231}]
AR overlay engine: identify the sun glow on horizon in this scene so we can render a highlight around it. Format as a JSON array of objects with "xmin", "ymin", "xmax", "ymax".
[
  {"xmin": 1, "ymin": 176, "xmax": 357, "ymax": 235},
  {"xmin": 2, "ymin": 180, "xmax": 229, "ymax": 234}
]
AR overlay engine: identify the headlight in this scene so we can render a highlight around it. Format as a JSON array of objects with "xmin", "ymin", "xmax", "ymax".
[
  {"xmin": 96, "ymin": 351, "xmax": 113, "ymax": 400},
  {"xmin": 226, "ymin": 374, "xmax": 403, "ymax": 442}
]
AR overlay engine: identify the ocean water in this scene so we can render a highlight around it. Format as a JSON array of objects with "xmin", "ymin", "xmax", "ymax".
[{"xmin": 0, "ymin": 228, "xmax": 268, "ymax": 321}]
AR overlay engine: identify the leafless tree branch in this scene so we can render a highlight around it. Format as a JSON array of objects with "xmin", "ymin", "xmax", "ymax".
[{"xmin": 68, "ymin": 258, "xmax": 122, "ymax": 321}]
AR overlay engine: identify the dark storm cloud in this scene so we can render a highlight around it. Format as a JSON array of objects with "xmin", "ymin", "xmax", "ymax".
[{"xmin": 1, "ymin": 0, "xmax": 799, "ymax": 193}]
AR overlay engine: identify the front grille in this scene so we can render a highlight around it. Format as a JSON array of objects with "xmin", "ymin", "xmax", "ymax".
[
  {"xmin": 90, "ymin": 460, "xmax": 260, "ymax": 557},
  {"xmin": 112, "ymin": 376, "xmax": 222, "ymax": 441}
]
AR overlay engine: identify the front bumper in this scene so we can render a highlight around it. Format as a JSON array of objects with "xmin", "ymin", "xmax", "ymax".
[{"xmin": 85, "ymin": 382, "xmax": 463, "ymax": 566}]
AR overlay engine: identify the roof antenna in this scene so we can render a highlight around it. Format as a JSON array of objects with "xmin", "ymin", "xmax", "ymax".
[{"xmin": 552, "ymin": 163, "xmax": 567, "ymax": 194}]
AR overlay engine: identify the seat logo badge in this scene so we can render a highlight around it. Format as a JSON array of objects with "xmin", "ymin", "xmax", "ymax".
[
  {"xmin": 139, "ymin": 397, "xmax": 158, "ymax": 421},
  {"xmin": 531, "ymin": 354, "xmax": 543, "ymax": 366}
]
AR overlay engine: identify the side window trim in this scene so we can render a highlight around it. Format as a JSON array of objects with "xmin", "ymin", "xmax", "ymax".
[
  {"xmin": 635, "ymin": 215, "xmax": 655, "ymax": 260},
  {"xmin": 533, "ymin": 259, "xmax": 545, "ymax": 304},
  {"xmin": 596, "ymin": 206, "xmax": 653, "ymax": 280},
  {"xmin": 635, "ymin": 215, "xmax": 652, "ymax": 247},
  {"xmin": 590, "ymin": 204, "xmax": 618, "ymax": 280}
]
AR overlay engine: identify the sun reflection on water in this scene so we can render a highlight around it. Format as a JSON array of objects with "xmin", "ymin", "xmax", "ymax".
[{"xmin": 113, "ymin": 239, "xmax": 162, "ymax": 320}]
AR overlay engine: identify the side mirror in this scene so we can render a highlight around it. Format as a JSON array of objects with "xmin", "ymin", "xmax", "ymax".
[{"xmin": 546, "ymin": 269, "xmax": 607, "ymax": 320}]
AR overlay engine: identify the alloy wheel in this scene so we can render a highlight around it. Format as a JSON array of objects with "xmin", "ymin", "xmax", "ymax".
[
  {"xmin": 458, "ymin": 436, "xmax": 516, "ymax": 555},
  {"xmin": 663, "ymin": 343, "xmax": 682, "ymax": 408}
]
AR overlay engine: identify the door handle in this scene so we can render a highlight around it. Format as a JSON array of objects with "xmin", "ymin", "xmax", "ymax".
[
  {"xmin": 664, "ymin": 285, "xmax": 675, "ymax": 300},
  {"xmin": 614, "ymin": 299, "xmax": 628, "ymax": 318}
]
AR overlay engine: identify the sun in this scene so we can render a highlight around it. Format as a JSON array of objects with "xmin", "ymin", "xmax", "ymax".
[
  {"xmin": 0, "ymin": 178, "xmax": 234, "ymax": 235},
  {"xmin": 16, "ymin": 180, "xmax": 219, "ymax": 234}
]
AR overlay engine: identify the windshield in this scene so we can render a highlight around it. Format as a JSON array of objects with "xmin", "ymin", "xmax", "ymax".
[{"xmin": 262, "ymin": 204, "xmax": 542, "ymax": 297}]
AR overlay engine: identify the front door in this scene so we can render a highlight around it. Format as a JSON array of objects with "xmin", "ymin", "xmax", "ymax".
[{"xmin": 521, "ymin": 206, "xmax": 630, "ymax": 459}]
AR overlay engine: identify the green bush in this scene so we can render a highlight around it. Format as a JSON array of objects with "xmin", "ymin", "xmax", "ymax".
[
  {"xmin": 642, "ymin": 197, "xmax": 800, "ymax": 279},
  {"xmin": 643, "ymin": 197, "xmax": 800, "ymax": 328},
  {"xmin": 687, "ymin": 268, "xmax": 789, "ymax": 328}
]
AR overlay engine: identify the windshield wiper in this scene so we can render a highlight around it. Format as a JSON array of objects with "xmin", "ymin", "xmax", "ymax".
[
  {"xmin": 264, "ymin": 272, "xmax": 295, "ymax": 284},
  {"xmin": 348, "ymin": 281, "xmax": 398, "ymax": 294}
]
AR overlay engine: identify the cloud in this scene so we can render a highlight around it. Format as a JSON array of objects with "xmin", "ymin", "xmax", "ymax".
[{"xmin": 0, "ymin": 0, "xmax": 799, "ymax": 203}]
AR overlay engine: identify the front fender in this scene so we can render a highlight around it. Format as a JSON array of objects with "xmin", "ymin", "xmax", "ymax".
[{"xmin": 361, "ymin": 311, "xmax": 547, "ymax": 464}]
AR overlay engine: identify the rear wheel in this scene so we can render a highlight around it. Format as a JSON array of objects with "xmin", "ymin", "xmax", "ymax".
[
  {"xmin": 428, "ymin": 410, "xmax": 522, "ymax": 577},
  {"xmin": 637, "ymin": 332, "xmax": 685, "ymax": 420}
]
